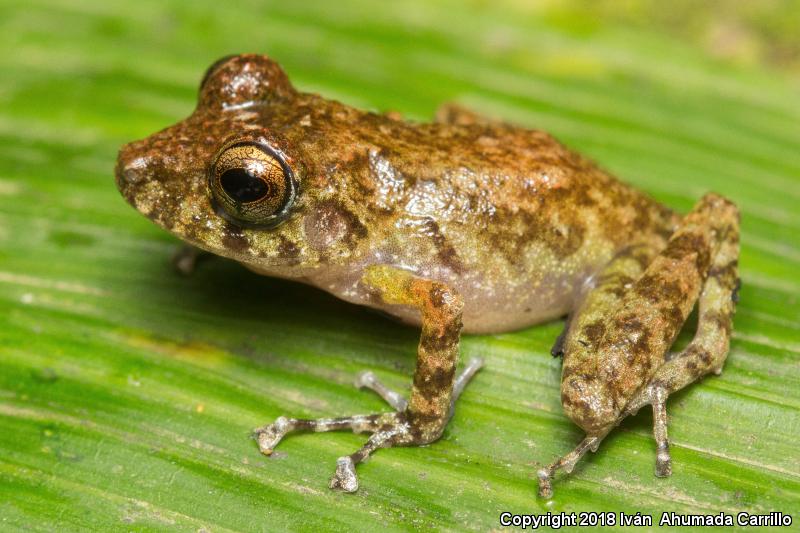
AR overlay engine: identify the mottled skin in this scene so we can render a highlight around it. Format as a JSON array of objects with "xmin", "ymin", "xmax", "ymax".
[{"xmin": 115, "ymin": 54, "xmax": 740, "ymax": 496}]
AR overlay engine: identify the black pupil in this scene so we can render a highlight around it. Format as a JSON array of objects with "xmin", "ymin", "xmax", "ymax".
[{"xmin": 219, "ymin": 168, "xmax": 270, "ymax": 203}]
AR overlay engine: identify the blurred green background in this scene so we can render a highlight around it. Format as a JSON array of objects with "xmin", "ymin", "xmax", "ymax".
[{"xmin": 1, "ymin": 0, "xmax": 799, "ymax": 531}]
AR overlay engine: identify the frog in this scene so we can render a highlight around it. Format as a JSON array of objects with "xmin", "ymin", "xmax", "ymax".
[{"xmin": 115, "ymin": 54, "xmax": 740, "ymax": 497}]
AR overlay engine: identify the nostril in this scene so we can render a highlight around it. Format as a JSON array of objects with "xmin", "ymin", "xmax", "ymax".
[
  {"xmin": 123, "ymin": 159, "xmax": 148, "ymax": 184},
  {"xmin": 116, "ymin": 151, "xmax": 152, "ymax": 186}
]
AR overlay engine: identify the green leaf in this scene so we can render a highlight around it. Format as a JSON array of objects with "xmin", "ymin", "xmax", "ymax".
[{"xmin": 1, "ymin": 0, "xmax": 798, "ymax": 530}]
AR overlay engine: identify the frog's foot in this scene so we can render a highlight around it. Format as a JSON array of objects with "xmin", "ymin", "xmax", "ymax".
[
  {"xmin": 536, "ymin": 382, "xmax": 671, "ymax": 498},
  {"xmin": 255, "ymin": 412, "xmax": 405, "ymax": 493},
  {"xmin": 171, "ymin": 244, "xmax": 210, "ymax": 276},
  {"xmin": 254, "ymin": 358, "xmax": 484, "ymax": 492},
  {"xmin": 537, "ymin": 383, "xmax": 672, "ymax": 499},
  {"xmin": 537, "ymin": 433, "xmax": 605, "ymax": 499}
]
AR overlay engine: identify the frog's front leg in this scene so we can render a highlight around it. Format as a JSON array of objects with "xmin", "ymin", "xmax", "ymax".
[
  {"xmin": 254, "ymin": 265, "xmax": 483, "ymax": 492},
  {"xmin": 171, "ymin": 244, "xmax": 211, "ymax": 275},
  {"xmin": 538, "ymin": 193, "xmax": 739, "ymax": 498}
]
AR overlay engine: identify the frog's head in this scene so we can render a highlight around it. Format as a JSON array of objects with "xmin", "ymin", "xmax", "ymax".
[{"xmin": 116, "ymin": 54, "xmax": 369, "ymax": 276}]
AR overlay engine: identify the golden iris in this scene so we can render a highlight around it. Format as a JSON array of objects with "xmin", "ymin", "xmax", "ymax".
[{"xmin": 209, "ymin": 142, "xmax": 295, "ymax": 226}]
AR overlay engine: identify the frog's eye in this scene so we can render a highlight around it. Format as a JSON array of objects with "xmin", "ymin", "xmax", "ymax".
[
  {"xmin": 198, "ymin": 54, "xmax": 295, "ymax": 109},
  {"xmin": 209, "ymin": 142, "xmax": 297, "ymax": 227}
]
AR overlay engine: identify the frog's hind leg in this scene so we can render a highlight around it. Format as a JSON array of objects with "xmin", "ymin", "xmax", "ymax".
[
  {"xmin": 538, "ymin": 241, "xmax": 660, "ymax": 498},
  {"xmin": 255, "ymin": 265, "xmax": 483, "ymax": 492},
  {"xmin": 623, "ymin": 202, "xmax": 739, "ymax": 477},
  {"xmin": 538, "ymin": 193, "xmax": 739, "ymax": 498}
]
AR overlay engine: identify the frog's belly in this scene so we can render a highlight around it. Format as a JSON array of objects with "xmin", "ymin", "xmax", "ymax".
[
  {"xmin": 382, "ymin": 268, "xmax": 589, "ymax": 334},
  {"xmin": 301, "ymin": 261, "xmax": 598, "ymax": 335},
  {"xmin": 388, "ymin": 282, "xmax": 578, "ymax": 334}
]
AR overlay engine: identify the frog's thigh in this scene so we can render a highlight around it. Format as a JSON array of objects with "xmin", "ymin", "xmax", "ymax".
[
  {"xmin": 539, "ymin": 193, "xmax": 740, "ymax": 498},
  {"xmin": 558, "ymin": 242, "xmax": 661, "ymax": 358},
  {"xmin": 254, "ymin": 265, "xmax": 482, "ymax": 493}
]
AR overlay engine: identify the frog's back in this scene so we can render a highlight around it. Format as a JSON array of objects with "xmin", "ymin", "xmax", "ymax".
[
  {"xmin": 284, "ymin": 96, "xmax": 678, "ymax": 332},
  {"xmin": 357, "ymin": 115, "xmax": 676, "ymax": 332}
]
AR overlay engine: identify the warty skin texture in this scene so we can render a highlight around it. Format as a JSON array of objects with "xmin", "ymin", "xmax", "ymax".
[
  {"xmin": 116, "ymin": 54, "xmax": 739, "ymax": 497},
  {"xmin": 116, "ymin": 55, "xmax": 678, "ymax": 334}
]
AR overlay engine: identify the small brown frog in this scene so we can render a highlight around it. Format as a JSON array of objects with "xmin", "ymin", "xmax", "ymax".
[{"xmin": 115, "ymin": 54, "xmax": 740, "ymax": 497}]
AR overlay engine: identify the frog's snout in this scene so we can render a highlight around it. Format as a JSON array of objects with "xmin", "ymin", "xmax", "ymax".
[
  {"xmin": 115, "ymin": 140, "xmax": 166, "ymax": 202},
  {"xmin": 114, "ymin": 141, "xmax": 158, "ymax": 209}
]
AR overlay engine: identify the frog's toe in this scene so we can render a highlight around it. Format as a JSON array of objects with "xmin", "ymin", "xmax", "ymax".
[
  {"xmin": 450, "ymin": 357, "xmax": 484, "ymax": 414},
  {"xmin": 329, "ymin": 456, "xmax": 359, "ymax": 492},
  {"xmin": 537, "ymin": 434, "xmax": 605, "ymax": 499},
  {"xmin": 254, "ymin": 416, "xmax": 292, "ymax": 455},
  {"xmin": 537, "ymin": 468, "xmax": 554, "ymax": 499},
  {"xmin": 623, "ymin": 384, "xmax": 675, "ymax": 478},
  {"xmin": 254, "ymin": 414, "xmax": 387, "ymax": 456},
  {"xmin": 650, "ymin": 386, "xmax": 673, "ymax": 477},
  {"xmin": 355, "ymin": 357, "xmax": 484, "ymax": 416},
  {"xmin": 354, "ymin": 370, "xmax": 408, "ymax": 411},
  {"xmin": 655, "ymin": 443, "xmax": 673, "ymax": 477}
]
